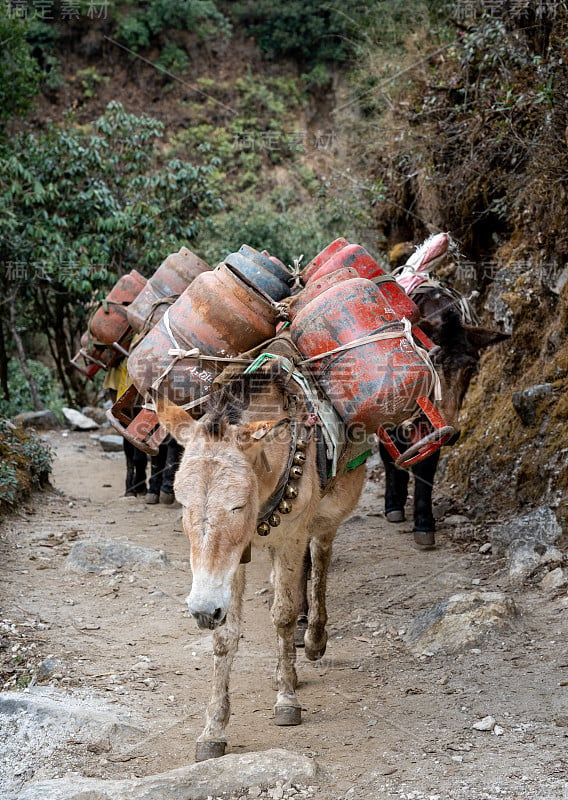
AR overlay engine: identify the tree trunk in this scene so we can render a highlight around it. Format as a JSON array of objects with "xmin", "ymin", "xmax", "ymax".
[
  {"xmin": 7, "ymin": 295, "xmax": 44, "ymax": 411},
  {"xmin": 0, "ymin": 311, "xmax": 10, "ymax": 401}
]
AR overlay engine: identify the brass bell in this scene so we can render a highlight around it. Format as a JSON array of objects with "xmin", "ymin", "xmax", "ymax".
[
  {"xmin": 257, "ymin": 521, "xmax": 271, "ymax": 536},
  {"xmin": 289, "ymin": 464, "xmax": 303, "ymax": 479},
  {"xmin": 278, "ymin": 498, "xmax": 292, "ymax": 514},
  {"xmin": 268, "ymin": 512, "xmax": 281, "ymax": 527},
  {"xmin": 285, "ymin": 483, "xmax": 299, "ymax": 500},
  {"xmin": 295, "ymin": 439, "xmax": 308, "ymax": 452},
  {"xmin": 293, "ymin": 451, "xmax": 306, "ymax": 465}
]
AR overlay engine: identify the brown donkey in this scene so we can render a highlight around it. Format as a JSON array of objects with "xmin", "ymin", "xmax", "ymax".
[{"xmin": 157, "ymin": 359, "xmax": 366, "ymax": 761}]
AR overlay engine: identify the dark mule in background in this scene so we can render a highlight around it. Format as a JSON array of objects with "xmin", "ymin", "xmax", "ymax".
[{"xmin": 380, "ymin": 285, "xmax": 509, "ymax": 546}]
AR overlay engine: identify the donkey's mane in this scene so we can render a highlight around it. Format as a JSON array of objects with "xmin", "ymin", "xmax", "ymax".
[{"xmin": 204, "ymin": 363, "xmax": 290, "ymax": 436}]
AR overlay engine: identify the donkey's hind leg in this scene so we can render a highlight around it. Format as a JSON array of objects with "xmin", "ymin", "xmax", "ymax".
[
  {"xmin": 270, "ymin": 546, "xmax": 306, "ymax": 726},
  {"xmin": 304, "ymin": 534, "xmax": 332, "ymax": 661},
  {"xmin": 305, "ymin": 465, "xmax": 366, "ymax": 662},
  {"xmin": 195, "ymin": 565, "xmax": 245, "ymax": 761}
]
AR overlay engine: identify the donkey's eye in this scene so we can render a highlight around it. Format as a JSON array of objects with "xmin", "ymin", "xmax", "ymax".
[{"xmin": 230, "ymin": 504, "xmax": 246, "ymax": 513}]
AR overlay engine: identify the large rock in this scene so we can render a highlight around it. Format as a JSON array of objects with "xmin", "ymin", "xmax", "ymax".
[
  {"xmin": 0, "ymin": 688, "xmax": 144, "ymax": 799},
  {"xmin": 12, "ymin": 410, "xmax": 60, "ymax": 430},
  {"xmin": 81, "ymin": 406, "xmax": 109, "ymax": 425},
  {"xmin": 15, "ymin": 749, "xmax": 318, "ymax": 800},
  {"xmin": 490, "ymin": 506, "xmax": 562, "ymax": 581},
  {"xmin": 66, "ymin": 538, "xmax": 168, "ymax": 573},
  {"xmin": 511, "ymin": 383, "xmax": 552, "ymax": 426},
  {"xmin": 61, "ymin": 407, "xmax": 100, "ymax": 431},
  {"xmin": 404, "ymin": 591, "xmax": 517, "ymax": 655},
  {"xmin": 99, "ymin": 434, "xmax": 125, "ymax": 452}
]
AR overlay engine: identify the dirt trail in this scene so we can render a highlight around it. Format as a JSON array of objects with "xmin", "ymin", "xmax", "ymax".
[{"xmin": 1, "ymin": 430, "xmax": 567, "ymax": 799}]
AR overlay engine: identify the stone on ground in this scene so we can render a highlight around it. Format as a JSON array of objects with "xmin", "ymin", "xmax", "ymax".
[
  {"xmin": 404, "ymin": 591, "xmax": 517, "ymax": 655},
  {"xmin": 15, "ymin": 749, "xmax": 317, "ymax": 800},
  {"xmin": 61, "ymin": 407, "xmax": 100, "ymax": 430},
  {"xmin": 12, "ymin": 410, "xmax": 61, "ymax": 430},
  {"xmin": 99, "ymin": 434, "xmax": 125, "ymax": 452},
  {"xmin": 66, "ymin": 538, "xmax": 168, "ymax": 573},
  {"xmin": 490, "ymin": 506, "xmax": 562, "ymax": 581}
]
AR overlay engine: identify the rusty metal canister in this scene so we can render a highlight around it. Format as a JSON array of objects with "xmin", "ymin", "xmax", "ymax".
[
  {"xmin": 127, "ymin": 263, "xmax": 277, "ymax": 408},
  {"xmin": 225, "ymin": 244, "xmax": 291, "ymax": 301},
  {"xmin": 70, "ymin": 332, "xmax": 120, "ymax": 379},
  {"xmin": 301, "ymin": 237, "xmax": 349, "ymax": 284},
  {"xmin": 127, "ymin": 247, "xmax": 210, "ymax": 333},
  {"xmin": 308, "ymin": 243, "xmax": 420, "ymax": 323},
  {"xmin": 307, "ymin": 243, "xmax": 384, "ymax": 284},
  {"xmin": 290, "ymin": 277, "xmax": 433, "ymax": 432},
  {"xmin": 288, "ymin": 266, "xmax": 359, "ymax": 321},
  {"xmin": 89, "ymin": 270, "xmax": 147, "ymax": 346}
]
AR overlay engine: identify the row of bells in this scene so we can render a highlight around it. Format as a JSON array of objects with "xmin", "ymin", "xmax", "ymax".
[{"xmin": 256, "ymin": 440, "xmax": 308, "ymax": 536}]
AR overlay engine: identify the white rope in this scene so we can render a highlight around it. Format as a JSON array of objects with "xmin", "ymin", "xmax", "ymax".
[{"xmin": 150, "ymin": 308, "xmax": 254, "ymax": 393}]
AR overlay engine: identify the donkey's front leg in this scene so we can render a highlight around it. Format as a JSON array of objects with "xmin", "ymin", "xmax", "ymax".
[
  {"xmin": 195, "ymin": 565, "xmax": 245, "ymax": 761},
  {"xmin": 270, "ymin": 547, "xmax": 304, "ymax": 727}
]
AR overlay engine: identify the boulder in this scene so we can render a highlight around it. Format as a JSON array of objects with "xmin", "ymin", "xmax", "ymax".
[
  {"xmin": 61, "ymin": 407, "xmax": 100, "ymax": 431},
  {"xmin": 99, "ymin": 434, "xmax": 124, "ymax": 452},
  {"xmin": 66, "ymin": 538, "xmax": 168, "ymax": 574},
  {"xmin": 511, "ymin": 383, "xmax": 553, "ymax": 426},
  {"xmin": 81, "ymin": 406, "xmax": 108, "ymax": 425},
  {"xmin": 404, "ymin": 591, "xmax": 517, "ymax": 655},
  {"xmin": 0, "ymin": 688, "xmax": 144, "ymax": 799},
  {"xmin": 490, "ymin": 506, "xmax": 562, "ymax": 581},
  {"xmin": 15, "ymin": 749, "xmax": 317, "ymax": 800},
  {"xmin": 12, "ymin": 410, "xmax": 60, "ymax": 430}
]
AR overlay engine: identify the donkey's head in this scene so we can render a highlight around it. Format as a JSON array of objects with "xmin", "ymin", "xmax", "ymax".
[
  {"xmin": 157, "ymin": 365, "xmax": 291, "ymax": 630},
  {"xmin": 417, "ymin": 289, "xmax": 509, "ymax": 429}
]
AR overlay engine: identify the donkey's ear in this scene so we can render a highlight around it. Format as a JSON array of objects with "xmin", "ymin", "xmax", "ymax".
[
  {"xmin": 464, "ymin": 325, "xmax": 510, "ymax": 351},
  {"xmin": 155, "ymin": 400, "xmax": 195, "ymax": 445},
  {"xmin": 237, "ymin": 420, "xmax": 282, "ymax": 452}
]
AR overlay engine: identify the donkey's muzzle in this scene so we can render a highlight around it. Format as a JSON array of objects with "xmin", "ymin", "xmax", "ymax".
[{"xmin": 192, "ymin": 607, "xmax": 227, "ymax": 630}]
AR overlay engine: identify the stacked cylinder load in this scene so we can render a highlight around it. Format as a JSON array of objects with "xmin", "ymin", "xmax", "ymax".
[
  {"xmin": 109, "ymin": 245, "xmax": 291, "ymax": 453},
  {"xmin": 71, "ymin": 234, "xmax": 453, "ymax": 465},
  {"xmin": 70, "ymin": 269, "xmax": 147, "ymax": 378},
  {"xmin": 290, "ymin": 239, "xmax": 441, "ymax": 437}
]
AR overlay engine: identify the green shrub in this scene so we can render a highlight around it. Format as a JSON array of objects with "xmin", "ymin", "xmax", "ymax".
[
  {"xmin": 0, "ymin": 16, "xmax": 41, "ymax": 126},
  {"xmin": 116, "ymin": 0, "xmax": 231, "ymax": 51},
  {"xmin": 0, "ymin": 360, "xmax": 64, "ymax": 420},
  {"xmin": 0, "ymin": 419, "xmax": 53, "ymax": 509}
]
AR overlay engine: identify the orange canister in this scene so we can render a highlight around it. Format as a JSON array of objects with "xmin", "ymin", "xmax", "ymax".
[
  {"xmin": 89, "ymin": 270, "xmax": 147, "ymax": 346},
  {"xmin": 127, "ymin": 247, "xmax": 210, "ymax": 333},
  {"xmin": 127, "ymin": 263, "xmax": 277, "ymax": 407}
]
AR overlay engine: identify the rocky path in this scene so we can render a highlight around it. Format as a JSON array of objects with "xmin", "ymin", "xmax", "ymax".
[{"xmin": 1, "ymin": 429, "xmax": 567, "ymax": 800}]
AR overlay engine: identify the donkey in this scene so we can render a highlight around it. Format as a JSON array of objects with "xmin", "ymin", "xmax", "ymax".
[
  {"xmin": 157, "ymin": 358, "xmax": 366, "ymax": 761},
  {"xmin": 379, "ymin": 286, "xmax": 509, "ymax": 546}
]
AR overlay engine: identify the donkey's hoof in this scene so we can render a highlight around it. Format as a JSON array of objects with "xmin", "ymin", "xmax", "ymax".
[
  {"xmin": 274, "ymin": 704, "xmax": 302, "ymax": 726},
  {"xmin": 386, "ymin": 509, "xmax": 405, "ymax": 523},
  {"xmin": 195, "ymin": 740, "xmax": 226, "ymax": 761},
  {"xmin": 294, "ymin": 615, "xmax": 308, "ymax": 648},
  {"xmin": 304, "ymin": 631, "xmax": 328, "ymax": 662},
  {"xmin": 413, "ymin": 530, "xmax": 435, "ymax": 548}
]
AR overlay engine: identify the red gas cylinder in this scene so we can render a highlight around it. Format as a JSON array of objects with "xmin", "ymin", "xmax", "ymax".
[
  {"xmin": 288, "ymin": 267, "xmax": 359, "ymax": 321},
  {"xmin": 301, "ymin": 238, "xmax": 349, "ymax": 284},
  {"xmin": 127, "ymin": 263, "xmax": 277, "ymax": 409},
  {"xmin": 308, "ymin": 243, "xmax": 420, "ymax": 323},
  {"xmin": 307, "ymin": 244, "xmax": 384, "ymax": 284},
  {"xmin": 127, "ymin": 247, "xmax": 210, "ymax": 334},
  {"xmin": 89, "ymin": 270, "xmax": 147, "ymax": 346},
  {"xmin": 290, "ymin": 277, "xmax": 434, "ymax": 432}
]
